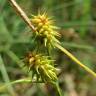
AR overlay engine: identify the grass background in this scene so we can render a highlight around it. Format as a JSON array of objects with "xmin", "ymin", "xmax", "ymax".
[{"xmin": 0, "ymin": 0, "xmax": 96, "ymax": 96}]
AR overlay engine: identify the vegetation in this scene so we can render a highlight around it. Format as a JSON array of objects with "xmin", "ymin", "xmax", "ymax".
[{"xmin": 0, "ymin": 0, "xmax": 96, "ymax": 96}]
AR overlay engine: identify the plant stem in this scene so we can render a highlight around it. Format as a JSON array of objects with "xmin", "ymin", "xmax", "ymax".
[
  {"xmin": 52, "ymin": 82, "xmax": 62, "ymax": 96},
  {"xmin": 55, "ymin": 44, "xmax": 96, "ymax": 78},
  {"xmin": 55, "ymin": 83, "xmax": 62, "ymax": 96},
  {"xmin": 0, "ymin": 78, "xmax": 43, "ymax": 92},
  {"xmin": 8, "ymin": 0, "xmax": 36, "ymax": 32}
]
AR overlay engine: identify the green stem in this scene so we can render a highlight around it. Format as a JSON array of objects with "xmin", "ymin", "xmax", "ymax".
[
  {"xmin": 0, "ymin": 78, "xmax": 30, "ymax": 92},
  {"xmin": 0, "ymin": 78, "xmax": 43, "ymax": 92},
  {"xmin": 56, "ymin": 83, "xmax": 62, "ymax": 96},
  {"xmin": 55, "ymin": 44, "xmax": 96, "ymax": 78},
  {"xmin": 52, "ymin": 82, "xmax": 62, "ymax": 96}
]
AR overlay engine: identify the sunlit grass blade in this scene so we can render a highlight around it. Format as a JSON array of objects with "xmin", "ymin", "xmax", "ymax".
[
  {"xmin": 79, "ymin": 0, "xmax": 91, "ymax": 37},
  {"xmin": 0, "ymin": 55, "xmax": 16, "ymax": 96},
  {"xmin": 61, "ymin": 42, "xmax": 94, "ymax": 51}
]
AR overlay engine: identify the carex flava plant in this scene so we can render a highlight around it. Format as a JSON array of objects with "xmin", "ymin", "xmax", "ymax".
[
  {"xmin": 22, "ymin": 12, "xmax": 62, "ymax": 95},
  {"xmin": 19, "ymin": 12, "xmax": 60, "ymax": 83},
  {"xmin": 1, "ymin": 0, "xmax": 96, "ymax": 96}
]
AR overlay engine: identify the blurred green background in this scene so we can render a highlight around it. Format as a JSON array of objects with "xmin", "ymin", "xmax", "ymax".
[{"xmin": 0, "ymin": 0, "xmax": 96, "ymax": 96}]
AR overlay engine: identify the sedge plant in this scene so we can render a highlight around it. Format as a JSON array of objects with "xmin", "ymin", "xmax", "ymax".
[{"xmin": 1, "ymin": 0, "xmax": 96, "ymax": 96}]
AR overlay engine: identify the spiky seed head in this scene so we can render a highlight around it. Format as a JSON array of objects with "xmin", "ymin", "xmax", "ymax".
[
  {"xmin": 24, "ymin": 52, "xmax": 58, "ymax": 82},
  {"xmin": 31, "ymin": 13, "xmax": 60, "ymax": 49}
]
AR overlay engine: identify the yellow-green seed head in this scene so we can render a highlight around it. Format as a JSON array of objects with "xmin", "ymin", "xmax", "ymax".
[
  {"xmin": 24, "ymin": 52, "xmax": 58, "ymax": 82},
  {"xmin": 31, "ymin": 13, "xmax": 60, "ymax": 48}
]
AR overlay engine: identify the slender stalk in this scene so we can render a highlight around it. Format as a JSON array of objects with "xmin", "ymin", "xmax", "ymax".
[
  {"xmin": 0, "ymin": 78, "xmax": 43, "ymax": 92},
  {"xmin": 55, "ymin": 44, "xmax": 96, "ymax": 78},
  {"xmin": 8, "ymin": 0, "xmax": 36, "ymax": 32},
  {"xmin": 55, "ymin": 83, "xmax": 62, "ymax": 96},
  {"xmin": 52, "ymin": 82, "xmax": 62, "ymax": 96}
]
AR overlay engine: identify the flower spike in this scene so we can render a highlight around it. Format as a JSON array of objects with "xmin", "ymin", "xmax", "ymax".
[{"xmin": 30, "ymin": 13, "xmax": 60, "ymax": 49}]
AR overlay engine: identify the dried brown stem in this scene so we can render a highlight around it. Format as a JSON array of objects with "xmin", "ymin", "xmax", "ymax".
[{"xmin": 8, "ymin": 0, "xmax": 36, "ymax": 32}]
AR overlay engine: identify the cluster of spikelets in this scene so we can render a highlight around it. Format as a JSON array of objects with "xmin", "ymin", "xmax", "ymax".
[
  {"xmin": 24, "ymin": 52, "xmax": 58, "ymax": 82},
  {"xmin": 23, "ymin": 13, "xmax": 60, "ymax": 82},
  {"xmin": 31, "ymin": 13, "xmax": 60, "ymax": 48}
]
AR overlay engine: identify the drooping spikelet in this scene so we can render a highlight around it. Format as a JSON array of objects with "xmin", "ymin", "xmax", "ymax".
[
  {"xmin": 24, "ymin": 52, "xmax": 58, "ymax": 82},
  {"xmin": 30, "ymin": 12, "xmax": 60, "ymax": 49}
]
